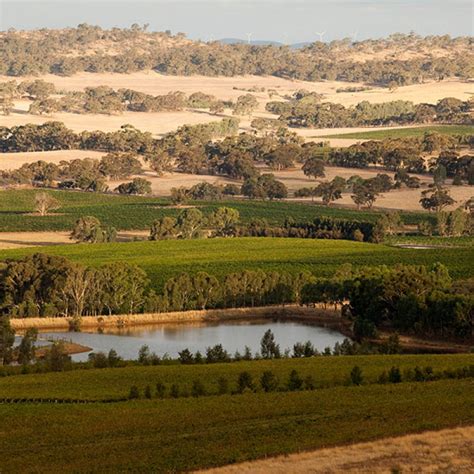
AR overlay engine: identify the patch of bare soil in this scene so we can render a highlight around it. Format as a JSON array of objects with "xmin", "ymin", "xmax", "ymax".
[{"xmin": 201, "ymin": 426, "xmax": 474, "ymax": 474}]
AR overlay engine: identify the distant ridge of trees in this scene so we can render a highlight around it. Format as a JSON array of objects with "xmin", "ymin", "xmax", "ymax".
[{"xmin": 0, "ymin": 25, "xmax": 472, "ymax": 86}]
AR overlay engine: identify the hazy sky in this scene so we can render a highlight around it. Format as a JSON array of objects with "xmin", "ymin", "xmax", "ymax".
[{"xmin": 0, "ymin": 0, "xmax": 472, "ymax": 43}]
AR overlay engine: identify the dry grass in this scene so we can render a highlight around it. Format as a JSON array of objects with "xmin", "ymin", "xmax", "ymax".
[
  {"xmin": 0, "ymin": 150, "xmax": 104, "ymax": 171},
  {"xmin": 1, "ymin": 73, "xmax": 471, "ymax": 143},
  {"xmin": 0, "ymin": 230, "xmax": 148, "ymax": 249},
  {"xmin": 10, "ymin": 305, "xmax": 329, "ymax": 331},
  {"xmin": 202, "ymin": 426, "xmax": 474, "ymax": 474}
]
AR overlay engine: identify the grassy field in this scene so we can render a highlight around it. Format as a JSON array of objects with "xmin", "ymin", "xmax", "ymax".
[
  {"xmin": 0, "ymin": 189, "xmax": 431, "ymax": 232},
  {"xmin": 0, "ymin": 377, "xmax": 472, "ymax": 472},
  {"xmin": 320, "ymin": 125, "xmax": 474, "ymax": 140},
  {"xmin": 1, "ymin": 354, "xmax": 472, "ymax": 400},
  {"xmin": 386, "ymin": 235, "xmax": 474, "ymax": 248},
  {"xmin": 1, "ymin": 238, "xmax": 472, "ymax": 290}
]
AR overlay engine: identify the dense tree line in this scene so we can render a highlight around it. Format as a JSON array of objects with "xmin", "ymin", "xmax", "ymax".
[
  {"xmin": 267, "ymin": 94, "xmax": 474, "ymax": 128},
  {"xmin": 0, "ymin": 80, "xmax": 234, "ymax": 116},
  {"xmin": 0, "ymin": 152, "xmax": 144, "ymax": 191},
  {"xmin": 0, "ymin": 255, "xmax": 471, "ymax": 342},
  {"xmin": 0, "ymin": 26, "xmax": 471, "ymax": 86},
  {"xmin": 327, "ymin": 132, "xmax": 473, "ymax": 179}
]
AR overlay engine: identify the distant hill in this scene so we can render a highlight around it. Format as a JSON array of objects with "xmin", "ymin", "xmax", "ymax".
[
  {"xmin": 217, "ymin": 38, "xmax": 312, "ymax": 49},
  {"xmin": 217, "ymin": 38, "xmax": 283, "ymax": 46}
]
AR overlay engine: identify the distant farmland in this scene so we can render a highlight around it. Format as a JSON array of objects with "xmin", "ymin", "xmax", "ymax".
[{"xmin": 320, "ymin": 125, "xmax": 474, "ymax": 140}]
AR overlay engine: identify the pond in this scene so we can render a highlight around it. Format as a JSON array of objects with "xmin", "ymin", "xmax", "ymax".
[{"xmin": 38, "ymin": 319, "xmax": 347, "ymax": 362}]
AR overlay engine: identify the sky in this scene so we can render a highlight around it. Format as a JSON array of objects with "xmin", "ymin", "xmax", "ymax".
[{"xmin": 0, "ymin": 0, "xmax": 472, "ymax": 43}]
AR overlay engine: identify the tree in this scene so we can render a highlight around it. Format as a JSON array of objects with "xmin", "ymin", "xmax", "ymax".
[
  {"xmin": 433, "ymin": 164, "xmax": 447, "ymax": 186},
  {"xmin": 351, "ymin": 183, "xmax": 379, "ymax": 209},
  {"xmin": 0, "ymin": 317, "xmax": 15, "ymax": 365},
  {"xmin": 176, "ymin": 208, "xmax": 204, "ymax": 239},
  {"xmin": 61, "ymin": 264, "xmax": 93, "ymax": 317},
  {"xmin": 99, "ymin": 262, "xmax": 149, "ymax": 314},
  {"xmin": 46, "ymin": 341, "xmax": 71, "ymax": 372},
  {"xmin": 99, "ymin": 152, "xmax": 142, "ymax": 179},
  {"xmin": 17, "ymin": 328, "xmax": 38, "ymax": 365},
  {"xmin": 314, "ymin": 177, "xmax": 345, "ymax": 206},
  {"xmin": 34, "ymin": 192, "xmax": 60, "ymax": 216},
  {"xmin": 208, "ymin": 207, "xmax": 240, "ymax": 237},
  {"xmin": 233, "ymin": 94, "xmax": 258, "ymax": 116},
  {"xmin": 302, "ymin": 157, "xmax": 325, "ymax": 180},
  {"xmin": 149, "ymin": 216, "xmax": 177, "ymax": 240},
  {"xmin": 116, "ymin": 178, "xmax": 152, "ymax": 195},
  {"xmin": 260, "ymin": 329, "xmax": 281, "ymax": 359},
  {"xmin": 70, "ymin": 216, "xmax": 116, "ymax": 243},
  {"xmin": 22, "ymin": 79, "xmax": 56, "ymax": 100},
  {"xmin": 420, "ymin": 185, "xmax": 455, "ymax": 212}
]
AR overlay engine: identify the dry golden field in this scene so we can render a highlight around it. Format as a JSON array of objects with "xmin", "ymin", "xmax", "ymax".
[
  {"xmin": 203, "ymin": 426, "xmax": 474, "ymax": 474},
  {"xmin": 0, "ymin": 73, "xmax": 472, "ymax": 142}
]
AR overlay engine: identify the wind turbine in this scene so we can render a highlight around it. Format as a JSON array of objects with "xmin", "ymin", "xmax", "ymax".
[
  {"xmin": 351, "ymin": 28, "xmax": 359, "ymax": 43},
  {"xmin": 315, "ymin": 31, "xmax": 326, "ymax": 43},
  {"xmin": 246, "ymin": 32, "xmax": 253, "ymax": 45}
]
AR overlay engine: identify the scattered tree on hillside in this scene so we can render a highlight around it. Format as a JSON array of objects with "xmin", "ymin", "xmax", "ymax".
[
  {"xmin": 302, "ymin": 156, "xmax": 326, "ymax": 180},
  {"xmin": 420, "ymin": 185, "xmax": 455, "ymax": 212},
  {"xmin": 70, "ymin": 216, "xmax": 117, "ymax": 243},
  {"xmin": 34, "ymin": 192, "xmax": 61, "ymax": 216},
  {"xmin": 116, "ymin": 178, "xmax": 152, "ymax": 195}
]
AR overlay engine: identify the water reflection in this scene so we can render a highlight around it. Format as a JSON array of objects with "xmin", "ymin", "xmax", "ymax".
[{"xmin": 39, "ymin": 319, "xmax": 346, "ymax": 362}]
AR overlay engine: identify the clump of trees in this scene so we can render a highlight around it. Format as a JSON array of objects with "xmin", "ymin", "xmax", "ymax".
[
  {"xmin": 269, "ymin": 95, "xmax": 473, "ymax": 128},
  {"xmin": 70, "ymin": 216, "xmax": 117, "ymax": 243}
]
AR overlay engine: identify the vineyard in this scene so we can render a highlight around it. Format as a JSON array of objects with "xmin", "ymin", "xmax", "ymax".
[
  {"xmin": 0, "ymin": 189, "xmax": 431, "ymax": 232},
  {"xmin": 0, "ymin": 375, "xmax": 472, "ymax": 472},
  {"xmin": 321, "ymin": 124, "xmax": 474, "ymax": 140},
  {"xmin": 1, "ymin": 238, "xmax": 472, "ymax": 291},
  {"xmin": 1, "ymin": 353, "xmax": 472, "ymax": 400}
]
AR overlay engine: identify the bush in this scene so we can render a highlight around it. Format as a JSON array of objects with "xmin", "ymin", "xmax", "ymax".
[
  {"xmin": 144, "ymin": 385, "xmax": 152, "ymax": 399},
  {"xmin": 388, "ymin": 366, "xmax": 402, "ymax": 383},
  {"xmin": 217, "ymin": 377, "xmax": 229, "ymax": 395},
  {"xmin": 156, "ymin": 381, "xmax": 166, "ymax": 399},
  {"xmin": 260, "ymin": 370, "xmax": 278, "ymax": 392},
  {"xmin": 237, "ymin": 371, "xmax": 254, "ymax": 393},
  {"xmin": 170, "ymin": 384, "xmax": 180, "ymax": 398},
  {"xmin": 128, "ymin": 385, "xmax": 140, "ymax": 399},
  {"xmin": 350, "ymin": 366, "xmax": 363, "ymax": 385},
  {"xmin": 192, "ymin": 380, "xmax": 206, "ymax": 397},
  {"xmin": 287, "ymin": 370, "xmax": 304, "ymax": 391}
]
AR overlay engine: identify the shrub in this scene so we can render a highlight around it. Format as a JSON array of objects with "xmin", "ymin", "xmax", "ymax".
[
  {"xmin": 170, "ymin": 384, "xmax": 180, "ymax": 398},
  {"xmin": 350, "ymin": 366, "xmax": 363, "ymax": 385},
  {"xmin": 217, "ymin": 377, "xmax": 229, "ymax": 395},
  {"xmin": 287, "ymin": 370, "xmax": 304, "ymax": 391},
  {"xmin": 144, "ymin": 385, "xmax": 152, "ymax": 399},
  {"xmin": 388, "ymin": 366, "xmax": 402, "ymax": 383},
  {"xmin": 192, "ymin": 380, "xmax": 206, "ymax": 397},
  {"xmin": 129, "ymin": 385, "xmax": 140, "ymax": 399},
  {"xmin": 156, "ymin": 381, "xmax": 166, "ymax": 399},
  {"xmin": 260, "ymin": 370, "xmax": 278, "ymax": 392},
  {"xmin": 237, "ymin": 371, "xmax": 254, "ymax": 393}
]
